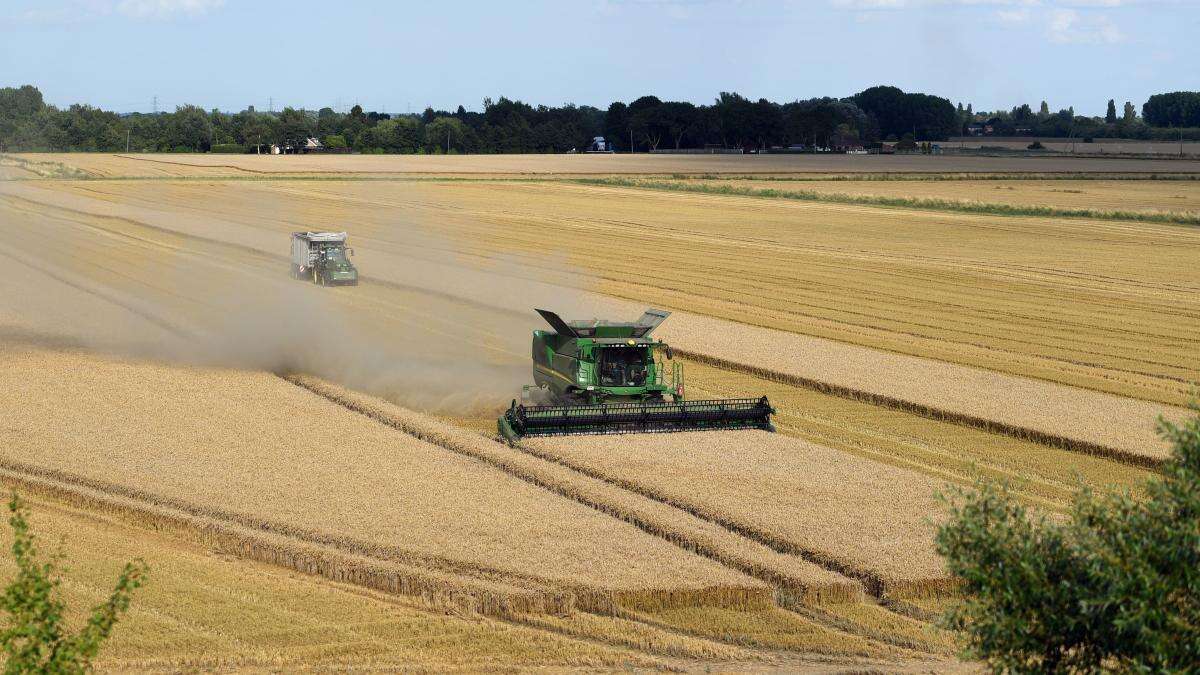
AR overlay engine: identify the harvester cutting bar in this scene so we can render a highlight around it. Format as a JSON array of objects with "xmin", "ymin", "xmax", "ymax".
[{"xmin": 500, "ymin": 396, "xmax": 775, "ymax": 442}]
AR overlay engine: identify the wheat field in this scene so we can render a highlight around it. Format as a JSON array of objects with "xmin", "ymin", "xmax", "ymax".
[
  {"xmin": 1, "ymin": 346, "xmax": 768, "ymax": 612},
  {"xmin": 0, "ymin": 152, "xmax": 1189, "ymax": 669},
  {"xmin": 526, "ymin": 431, "xmax": 954, "ymax": 600},
  {"xmin": 0, "ymin": 496, "xmax": 680, "ymax": 672}
]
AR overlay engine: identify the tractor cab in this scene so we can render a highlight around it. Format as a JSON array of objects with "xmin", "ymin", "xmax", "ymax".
[{"xmin": 597, "ymin": 345, "xmax": 650, "ymax": 387}]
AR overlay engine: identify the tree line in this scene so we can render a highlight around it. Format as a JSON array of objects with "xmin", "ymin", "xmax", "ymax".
[
  {"xmin": 966, "ymin": 93, "xmax": 1200, "ymax": 142},
  {"xmin": 2, "ymin": 83, "xmax": 1198, "ymax": 154}
]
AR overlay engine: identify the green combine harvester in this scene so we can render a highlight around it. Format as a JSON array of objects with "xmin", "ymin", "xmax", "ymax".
[{"xmin": 498, "ymin": 308, "xmax": 775, "ymax": 442}]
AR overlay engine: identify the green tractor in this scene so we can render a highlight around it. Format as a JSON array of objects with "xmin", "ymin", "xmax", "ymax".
[{"xmin": 498, "ymin": 308, "xmax": 774, "ymax": 442}]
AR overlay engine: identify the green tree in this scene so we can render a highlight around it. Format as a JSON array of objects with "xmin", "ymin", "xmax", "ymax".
[
  {"xmin": 1106, "ymin": 99, "xmax": 1117, "ymax": 124},
  {"xmin": 659, "ymin": 101, "xmax": 698, "ymax": 149},
  {"xmin": 167, "ymin": 105, "xmax": 213, "ymax": 151},
  {"xmin": 628, "ymin": 95, "xmax": 664, "ymax": 151},
  {"xmin": 277, "ymin": 107, "xmax": 315, "ymax": 146},
  {"xmin": 1, "ymin": 494, "xmax": 147, "ymax": 672},
  {"xmin": 1038, "ymin": 100, "xmax": 1050, "ymax": 119},
  {"xmin": 603, "ymin": 102, "xmax": 629, "ymax": 151},
  {"xmin": 1143, "ymin": 92, "xmax": 1200, "ymax": 127},
  {"xmin": 1123, "ymin": 101, "xmax": 1138, "ymax": 123},
  {"xmin": 936, "ymin": 412, "xmax": 1200, "ymax": 673},
  {"xmin": 424, "ymin": 116, "xmax": 469, "ymax": 153}
]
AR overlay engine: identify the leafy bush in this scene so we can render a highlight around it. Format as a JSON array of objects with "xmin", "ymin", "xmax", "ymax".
[
  {"xmin": 322, "ymin": 135, "xmax": 347, "ymax": 149},
  {"xmin": 209, "ymin": 143, "xmax": 246, "ymax": 154},
  {"xmin": 0, "ymin": 494, "xmax": 147, "ymax": 671},
  {"xmin": 936, "ymin": 412, "xmax": 1200, "ymax": 673}
]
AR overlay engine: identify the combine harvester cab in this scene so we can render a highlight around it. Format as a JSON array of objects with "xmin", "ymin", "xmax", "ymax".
[
  {"xmin": 291, "ymin": 231, "xmax": 359, "ymax": 286},
  {"xmin": 498, "ymin": 308, "xmax": 775, "ymax": 443}
]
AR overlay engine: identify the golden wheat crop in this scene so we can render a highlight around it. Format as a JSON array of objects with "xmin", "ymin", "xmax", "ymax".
[
  {"xmin": 0, "ymin": 495, "xmax": 669, "ymax": 672},
  {"xmin": 527, "ymin": 430, "xmax": 954, "ymax": 600},
  {"xmin": 0, "ymin": 346, "xmax": 763, "ymax": 612},
  {"xmin": 290, "ymin": 374, "xmax": 862, "ymax": 607}
]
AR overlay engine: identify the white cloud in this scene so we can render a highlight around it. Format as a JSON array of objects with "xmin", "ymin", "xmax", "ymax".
[
  {"xmin": 116, "ymin": 0, "xmax": 225, "ymax": 19},
  {"xmin": 1047, "ymin": 7, "xmax": 1123, "ymax": 42},
  {"xmin": 995, "ymin": 7, "xmax": 1032, "ymax": 21},
  {"xmin": 829, "ymin": 0, "xmax": 1144, "ymax": 7},
  {"xmin": 831, "ymin": 0, "xmax": 909, "ymax": 8}
]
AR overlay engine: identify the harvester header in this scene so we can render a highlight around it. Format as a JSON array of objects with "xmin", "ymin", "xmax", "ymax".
[{"xmin": 498, "ymin": 308, "xmax": 774, "ymax": 442}]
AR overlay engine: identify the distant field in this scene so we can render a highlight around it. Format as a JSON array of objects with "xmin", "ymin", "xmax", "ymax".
[
  {"xmin": 8, "ymin": 151, "xmax": 1200, "ymax": 178},
  {"xmin": 689, "ymin": 178, "xmax": 1200, "ymax": 215},
  {"xmin": 947, "ymin": 137, "xmax": 1200, "ymax": 156}
]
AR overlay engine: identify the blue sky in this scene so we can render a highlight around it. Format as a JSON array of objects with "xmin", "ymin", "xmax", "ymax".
[{"xmin": 2, "ymin": 0, "xmax": 1197, "ymax": 116}]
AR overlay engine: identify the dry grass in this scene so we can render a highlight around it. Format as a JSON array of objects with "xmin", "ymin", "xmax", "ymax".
[
  {"xmin": 0, "ymin": 495, "xmax": 671, "ymax": 672},
  {"xmin": 15, "ymin": 151, "xmax": 1200, "ymax": 178},
  {"xmin": 0, "ymin": 345, "xmax": 762, "ymax": 613},
  {"xmin": 526, "ymin": 431, "xmax": 954, "ymax": 601}
]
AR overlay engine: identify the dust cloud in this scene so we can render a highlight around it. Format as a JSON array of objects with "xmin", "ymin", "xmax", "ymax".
[
  {"xmin": 0, "ymin": 230, "xmax": 614, "ymax": 417},
  {"xmin": 0, "ymin": 186, "xmax": 648, "ymax": 416}
]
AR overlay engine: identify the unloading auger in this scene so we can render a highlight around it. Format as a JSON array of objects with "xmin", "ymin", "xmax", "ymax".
[{"xmin": 498, "ymin": 308, "xmax": 775, "ymax": 443}]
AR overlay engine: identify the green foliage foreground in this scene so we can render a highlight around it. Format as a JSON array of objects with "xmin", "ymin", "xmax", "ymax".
[
  {"xmin": 0, "ymin": 495, "xmax": 146, "ymax": 673},
  {"xmin": 937, "ymin": 414, "xmax": 1200, "ymax": 673}
]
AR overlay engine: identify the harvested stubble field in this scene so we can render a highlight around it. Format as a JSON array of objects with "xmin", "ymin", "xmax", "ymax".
[{"xmin": 0, "ymin": 152, "xmax": 1184, "ymax": 669}]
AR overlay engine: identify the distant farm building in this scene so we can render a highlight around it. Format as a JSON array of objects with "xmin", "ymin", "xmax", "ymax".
[{"xmin": 586, "ymin": 136, "xmax": 614, "ymax": 153}]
